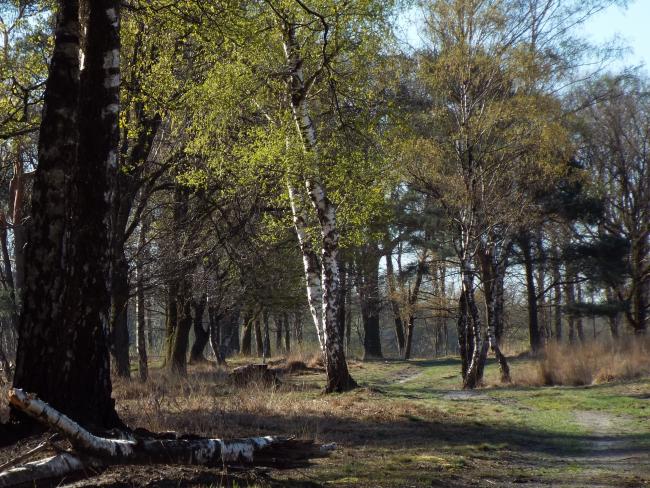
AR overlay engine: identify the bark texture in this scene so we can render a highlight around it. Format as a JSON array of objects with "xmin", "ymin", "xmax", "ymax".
[
  {"xmin": 12, "ymin": 0, "xmax": 121, "ymax": 429},
  {"xmin": 282, "ymin": 20, "xmax": 354, "ymax": 392}
]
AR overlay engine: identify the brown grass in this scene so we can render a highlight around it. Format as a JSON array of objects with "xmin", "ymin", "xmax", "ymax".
[
  {"xmin": 110, "ymin": 360, "xmax": 446, "ymax": 447},
  {"xmin": 513, "ymin": 339, "xmax": 650, "ymax": 387}
]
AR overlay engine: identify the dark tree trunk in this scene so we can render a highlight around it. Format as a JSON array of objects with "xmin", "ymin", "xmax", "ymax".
[
  {"xmin": 357, "ymin": 248, "xmax": 383, "ymax": 360},
  {"xmin": 240, "ymin": 312, "xmax": 253, "ymax": 356},
  {"xmin": 225, "ymin": 308, "xmax": 240, "ymax": 354},
  {"xmin": 0, "ymin": 212, "xmax": 18, "ymax": 331},
  {"xmin": 576, "ymin": 282, "xmax": 585, "ymax": 342},
  {"xmin": 283, "ymin": 312, "xmax": 290, "ymax": 352},
  {"xmin": 520, "ymin": 233, "xmax": 542, "ymax": 352},
  {"xmin": 631, "ymin": 237, "xmax": 648, "ymax": 334},
  {"xmin": 338, "ymin": 259, "xmax": 347, "ymax": 343},
  {"xmin": 109, "ymin": 248, "xmax": 131, "ymax": 378},
  {"xmin": 551, "ymin": 245, "xmax": 563, "ymax": 341},
  {"xmin": 254, "ymin": 317, "xmax": 263, "ymax": 358},
  {"xmin": 189, "ymin": 295, "xmax": 208, "ymax": 363},
  {"xmin": 262, "ymin": 310, "xmax": 271, "ymax": 360},
  {"xmin": 385, "ymin": 249, "xmax": 405, "ymax": 356},
  {"xmin": 402, "ymin": 252, "xmax": 427, "ymax": 360},
  {"xmin": 605, "ymin": 288, "xmax": 619, "ymax": 339},
  {"xmin": 462, "ymin": 279, "xmax": 487, "ymax": 389},
  {"xmin": 564, "ymin": 279, "xmax": 577, "ymax": 344},
  {"xmin": 208, "ymin": 306, "xmax": 226, "ymax": 365},
  {"xmin": 13, "ymin": 0, "xmax": 122, "ymax": 430},
  {"xmin": 275, "ymin": 315, "xmax": 283, "ymax": 352},
  {"xmin": 167, "ymin": 289, "xmax": 192, "ymax": 376},
  {"xmin": 293, "ymin": 311, "xmax": 303, "ymax": 345},
  {"xmin": 135, "ymin": 220, "xmax": 148, "ymax": 382},
  {"xmin": 457, "ymin": 294, "xmax": 471, "ymax": 380},
  {"xmin": 403, "ymin": 315, "xmax": 415, "ymax": 360}
]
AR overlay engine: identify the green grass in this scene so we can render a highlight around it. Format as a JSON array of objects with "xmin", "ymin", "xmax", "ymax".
[
  {"xmin": 113, "ymin": 354, "xmax": 650, "ymax": 487},
  {"xmin": 283, "ymin": 356, "xmax": 650, "ymax": 486}
]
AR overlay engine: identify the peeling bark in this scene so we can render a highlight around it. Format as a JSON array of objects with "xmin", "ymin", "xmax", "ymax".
[
  {"xmin": 282, "ymin": 21, "xmax": 354, "ymax": 392},
  {"xmin": 1, "ymin": 389, "xmax": 333, "ymax": 487}
]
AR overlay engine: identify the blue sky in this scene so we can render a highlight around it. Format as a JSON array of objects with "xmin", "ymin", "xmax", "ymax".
[
  {"xmin": 399, "ymin": 1, "xmax": 650, "ymax": 73},
  {"xmin": 583, "ymin": 1, "xmax": 650, "ymax": 72}
]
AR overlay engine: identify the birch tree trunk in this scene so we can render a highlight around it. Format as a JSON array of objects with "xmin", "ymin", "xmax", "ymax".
[
  {"xmin": 13, "ymin": 0, "xmax": 122, "ymax": 429},
  {"xmin": 287, "ymin": 184, "xmax": 325, "ymax": 351},
  {"xmin": 477, "ymin": 244, "xmax": 510, "ymax": 383},
  {"xmin": 461, "ymin": 260, "xmax": 488, "ymax": 389},
  {"xmin": 282, "ymin": 21, "xmax": 354, "ymax": 392}
]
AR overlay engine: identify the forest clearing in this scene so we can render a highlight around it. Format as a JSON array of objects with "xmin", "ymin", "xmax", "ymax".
[
  {"xmin": 0, "ymin": 0, "xmax": 649, "ymax": 486},
  {"xmin": 2, "ymin": 346, "xmax": 650, "ymax": 487}
]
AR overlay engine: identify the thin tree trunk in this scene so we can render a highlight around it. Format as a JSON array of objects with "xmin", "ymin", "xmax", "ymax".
[
  {"xmin": 293, "ymin": 311, "xmax": 303, "ymax": 345},
  {"xmin": 357, "ymin": 248, "xmax": 383, "ymax": 360},
  {"xmin": 275, "ymin": 315, "xmax": 283, "ymax": 352},
  {"xmin": 189, "ymin": 295, "xmax": 208, "ymax": 363},
  {"xmin": 167, "ymin": 290, "xmax": 192, "ymax": 376},
  {"xmin": 605, "ymin": 288, "xmax": 619, "ymax": 339},
  {"xmin": 262, "ymin": 310, "xmax": 271, "ymax": 360},
  {"xmin": 385, "ymin": 249, "xmax": 405, "ymax": 356},
  {"xmin": 520, "ymin": 233, "xmax": 542, "ymax": 352},
  {"xmin": 283, "ymin": 22, "xmax": 354, "ymax": 392},
  {"xmin": 287, "ymin": 184, "xmax": 325, "ymax": 351},
  {"xmin": 254, "ymin": 317, "xmax": 263, "ymax": 358},
  {"xmin": 461, "ymin": 261, "xmax": 487, "ymax": 389},
  {"xmin": 109, "ymin": 248, "xmax": 131, "ymax": 378},
  {"xmin": 551, "ymin": 245, "xmax": 563, "ymax": 341},
  {"xmin": 9, "ymin": 158, "xmax": 28, "ymax": 296},
  {"xmin": 0, "ymin": 212, "xmax": 18, "ymax": 331},
  {"xmin": 631, "ymin": 236, "xmax": 648, "ymax": 334},
  {"xmin": 402, "ymin": 251, "xmax": 427, "ymax": 360},
  {"xmin": 338, "ymin": 258, "xmax": 347, "ymax": 345},
  {"xmin": 240, "ymin": 312, "xmax": 253, "ymax": 356},
  {"xmin": 283, "ymin": 312, "xmax": 290, "ymax": 352},
  {"xmin": 576, "ymin": 282, "xmax": 585, "ymax": 342},
  {"xmin": 135, "ymin": 220, "xmax": 148, "ymax": 382},
  {"xmin": 478, "ymin": 245, "xmax": 510, "ymax": 383}
]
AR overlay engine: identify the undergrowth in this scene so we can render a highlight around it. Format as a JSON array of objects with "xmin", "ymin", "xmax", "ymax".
[{"xmin": 514, "ymin": 339, "xmax": 650, "ymax": 386}]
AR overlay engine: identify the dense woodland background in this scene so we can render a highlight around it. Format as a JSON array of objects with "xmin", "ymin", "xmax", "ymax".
[{"xmin": 0, "ymin": 0, "xmax": 647, "ymax": 421}]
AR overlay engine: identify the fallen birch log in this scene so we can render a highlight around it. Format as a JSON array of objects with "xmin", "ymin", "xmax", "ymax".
[{"xmin": 0, "ymin": 388, "xmax": 335, "ymax": 487}]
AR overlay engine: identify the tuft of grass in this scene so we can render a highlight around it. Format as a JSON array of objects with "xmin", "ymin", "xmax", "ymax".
[{"xmin": 514, "ymin": 339, "xmax": 650, "ymax": 387}]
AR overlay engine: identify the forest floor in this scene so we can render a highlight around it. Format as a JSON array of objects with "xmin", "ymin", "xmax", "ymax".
[{"xmin": 1, "ymin": 355, "xmax": 649, "ymax": 487}]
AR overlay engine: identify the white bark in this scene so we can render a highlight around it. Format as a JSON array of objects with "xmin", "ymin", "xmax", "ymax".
[
  {"xmin": 8, "ymin": 389, "xmax": 305, "ymax": 465},
  {"xmin": 282, "ymin": 24, "xmax": 348, "ymax": 385},
  {"xmin": 0, "ymin": 453, "xmax": 92, "ymax": 488},
  {"xmin": 287, "ymin": 183, "xmax": 325, "ymax": 352}
]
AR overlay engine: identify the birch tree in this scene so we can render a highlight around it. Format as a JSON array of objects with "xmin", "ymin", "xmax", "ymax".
[{"xmin": 12, "ymin": 0, "xmax": 122, "ymax": 428}]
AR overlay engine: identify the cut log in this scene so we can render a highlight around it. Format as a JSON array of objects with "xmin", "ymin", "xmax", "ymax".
[
  {"xmin": 0, "ymin": 452, "xmax": 96, "ymax": 487},
  {"xmin": 229, "ymin": 364, "xmax": 280, "ymax": 387},
  {"xmin": 1, "ymin": 388, "xmax": 333, "ymax": 486}
]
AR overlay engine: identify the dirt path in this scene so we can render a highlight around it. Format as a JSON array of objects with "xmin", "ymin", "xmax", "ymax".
[{"xmin": 571, "ymin": 410, "xmax": 650, "ymax": 486}]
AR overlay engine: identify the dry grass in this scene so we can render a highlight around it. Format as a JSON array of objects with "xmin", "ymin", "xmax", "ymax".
[
  {"xmin": 514, "ymin": 339, "xmax": 650, "ymax": 387},
  {"xmin": 111, "ymin": 359, "xmax": 445, "ymax": 447}
]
